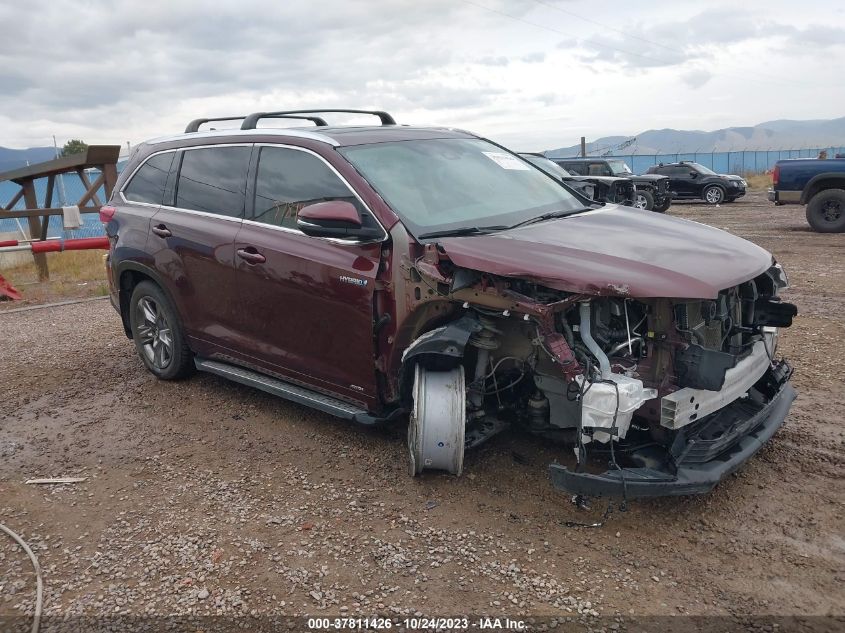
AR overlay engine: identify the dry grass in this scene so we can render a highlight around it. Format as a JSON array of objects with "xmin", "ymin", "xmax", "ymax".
[
  {"xmin": 0, "ymin": 249, "xmax": 108, "ymax": 307},
  {"xmin": 744, "ymin": 172, "xmax": 773, "ymax": 190}
]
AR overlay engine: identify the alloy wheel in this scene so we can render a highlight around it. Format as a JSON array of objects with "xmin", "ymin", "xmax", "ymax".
[
  {"xmin": 135, "ymin": 296, "xmax": 173, "ymax": 370},
  {"xmin": 705, "ymin": 187, "xmax": 723, "ymax": 204},
  {"xmin": 635, "ymin": 194, "xmax": 648, "ymax": 209}
]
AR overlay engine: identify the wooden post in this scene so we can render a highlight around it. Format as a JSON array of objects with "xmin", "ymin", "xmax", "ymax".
[
  {"xmin": 580, "ymin": 137, "xmax": 586, "ymax": 157},
  {"xmin": 21, "ymin": 180, "xmax": 49, "ymax": 280}
]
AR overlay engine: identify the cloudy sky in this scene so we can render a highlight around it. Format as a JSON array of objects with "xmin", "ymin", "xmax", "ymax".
[{"xmin": 1, "ymin": 0, "xmax": 843, "ymax": 151}]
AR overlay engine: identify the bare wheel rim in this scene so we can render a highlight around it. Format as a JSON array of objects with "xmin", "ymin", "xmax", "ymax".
[
  {"xmin": 705, "ymin": 187, "xmax": 723, "ymax": 203},
  {"xmin": 135, "ymin": 296, "xmax": 173, "ymax": 370},
  {"xmin": 635, "ymin": 194, "xmax": 648, "ymax": 209}
]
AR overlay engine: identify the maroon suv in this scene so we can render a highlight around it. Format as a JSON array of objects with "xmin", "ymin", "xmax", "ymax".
[{"xmin": 104, "ymin": 109, "xmax": 797, "ymax": 499}]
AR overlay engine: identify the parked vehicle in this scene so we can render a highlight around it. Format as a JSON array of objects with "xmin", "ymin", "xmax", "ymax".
[
  {"xmin": 646, "ymin": 161, "xmax": 747, "ymax": 205},
  {"xmin": 550, "ymin": 157, "xmax": 672, "ymax": 212},
  {"xmin": 518, "ymin": 153, "xmax": 636, "ymax": 207},
  {"xmin": 104, "ymin": 109, "xmax": 796, "ymax": 500},
  {"xmin": 768, "ymin": 158, "xmax": 845, "ymax": 232}
]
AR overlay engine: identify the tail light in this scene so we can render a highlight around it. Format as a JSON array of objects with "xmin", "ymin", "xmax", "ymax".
[
  {"xmin": 99, "ymin": 205, "xmax": 117, "ymax": 223},
  {"xmin": 772, "ymin": 165, "xmax": 779, "ymax": 187}
]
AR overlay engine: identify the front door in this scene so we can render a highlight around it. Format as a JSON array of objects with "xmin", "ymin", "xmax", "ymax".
[
  {"xmin": 232, "ymin": 144, "xmax": 383, "ymax": 404},
  {"xmin": 147, "ymin": 144, "xmax": 252, "ymax": 356}
]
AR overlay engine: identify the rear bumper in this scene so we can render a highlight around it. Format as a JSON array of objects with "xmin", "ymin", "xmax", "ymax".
[
  {"xmin": 768, "ymin": 189, "xmax": 801, "ymax": 204},
  {"xmin": 549, "ymin": 372, "xmax": 795, "ymax": 499}
]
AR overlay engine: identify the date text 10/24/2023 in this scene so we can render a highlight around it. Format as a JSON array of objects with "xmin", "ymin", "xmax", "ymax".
[{"xmin": 307, "ymin": 617, "xmax": 527, "ymax": 630}]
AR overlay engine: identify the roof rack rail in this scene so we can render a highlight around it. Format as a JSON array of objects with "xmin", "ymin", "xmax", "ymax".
[
  {"xmin": 240, "ymin": 109, "xmax": 396, "ymax": 130},
  {"xmin": 185, "ymin": 114, "xmax": 329, "ymax": 134}
]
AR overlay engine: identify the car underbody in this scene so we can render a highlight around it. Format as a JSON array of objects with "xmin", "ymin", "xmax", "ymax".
[{"xmin": 397, "ymin": 243, "xmax": 797, "ymax": 499}]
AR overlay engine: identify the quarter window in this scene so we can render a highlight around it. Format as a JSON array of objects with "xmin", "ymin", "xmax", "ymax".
[
  {"xmin": 123, "ymin": 152, "xmax": 175, "ymax": 205},
  {"xmin": 253, "ymin": 146, "xmax": 374, "ymax": 232},
  {"xmin": 175, "ymin": 146, "xmax": 251, "ymax": 217}
]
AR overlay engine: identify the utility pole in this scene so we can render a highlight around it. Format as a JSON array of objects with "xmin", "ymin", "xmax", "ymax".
[
  {"xmin": 53, "ymin": 135, "xmax": 68, "ymax": 205},
  {"xmin": 580, "ymin": 137, "xmax": 586, "ymax": 157}
]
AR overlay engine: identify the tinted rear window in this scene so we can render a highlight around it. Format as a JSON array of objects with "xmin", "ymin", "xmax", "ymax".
[
  {"xmin": 123, "ymin": 152, "xmax": 175, "ymax": 204},
  {"xmin": 175, "ymin": 146, "xmax": 251, "ymax": 217}
]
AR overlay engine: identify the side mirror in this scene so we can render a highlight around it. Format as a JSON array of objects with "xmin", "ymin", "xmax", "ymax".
[
  {"xmin": 689, "ymin": 171, "xmax": 698, "ymax": 178},
  {"xmin": 296, "ymin": 201, "xmax": 382, "ymax": 240}
]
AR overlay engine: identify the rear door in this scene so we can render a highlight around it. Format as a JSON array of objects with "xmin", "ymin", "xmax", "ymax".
[
  {"xmin": 232, "ymin": 144, "xmax": 384, "ymax": 403},
  {"xmin": 111, "ymin": 150, "xmax": 176, "ymax": 288},
  {"xmin": 147, "ymin": 144, "xmax": 252, "ymax": 357}
]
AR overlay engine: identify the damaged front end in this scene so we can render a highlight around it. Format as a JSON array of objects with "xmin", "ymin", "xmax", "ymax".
[{"xmin": 396, "ymin": 243, "xmax": 797, "ymax": 500}]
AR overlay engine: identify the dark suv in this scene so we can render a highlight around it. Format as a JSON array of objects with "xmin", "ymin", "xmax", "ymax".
[
  {"xmin": 518, "ymin": 153, "xmax": 636, "ymax": 207},
  {"xmin": 104, "ymin": 109, "xmax": 796, "ymax": 500},
  {"xmin": 550, "ymin": 157, "xmax": 672, "ymax": 212},
  {"xmin": 647, "ymin": 161, "xmax": 747, "ymax": 205}
]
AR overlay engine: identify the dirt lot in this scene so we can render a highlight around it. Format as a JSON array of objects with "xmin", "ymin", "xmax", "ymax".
[{"xmin": 1, "ymin": 191, "xmax": 843, "ymax": 630}]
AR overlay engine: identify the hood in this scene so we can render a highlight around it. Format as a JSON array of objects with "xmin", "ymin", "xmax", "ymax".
[
  {"xmin": 724, "ymin": 174, "xmax": 745, "ymax": 181},
  {"xmin": 437, "ymin": 206, "xmax": 772, "ymax": 299},
  {"xmin": 632, "ymin": 174, "xmax": 668, "ymax": 181}
]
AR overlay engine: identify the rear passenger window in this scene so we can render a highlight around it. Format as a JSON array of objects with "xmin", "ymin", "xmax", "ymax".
[
  {"xmin": 253, "ymin": 146, "xmax": 376, "ymax": 232},
  {"xmin": 176, "ymin": 146, "xmax": 250, "ymax": 217},
  {"xmin": 123, "ymin": 152, "xmax": 174, "ymax": 204},
  {"xmin": 563, "ymin": 162, "xmax": 586, "ymax": 175}
]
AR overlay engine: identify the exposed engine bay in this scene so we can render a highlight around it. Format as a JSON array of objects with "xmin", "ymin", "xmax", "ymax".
[{"xmin": 400, "ymin": 254, "xmax": 797, "ymax": 499}]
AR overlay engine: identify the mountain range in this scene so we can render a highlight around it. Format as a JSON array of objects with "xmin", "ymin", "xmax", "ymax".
[
  {"xmin": 0, "ymin": 146, "xmax": 58, "ymax": 173},
  {"xmin": 3, "ymin": 117, "xmax": 845, "ymax": 171},
  {"xmin": 545, "ymin": 117, "xmax": 845, "ymax": 157}
]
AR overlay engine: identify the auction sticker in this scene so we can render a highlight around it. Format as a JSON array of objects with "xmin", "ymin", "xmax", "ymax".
[{"xmin": 482, "ymin": 152, "xmax": 531, "ymax": 170}]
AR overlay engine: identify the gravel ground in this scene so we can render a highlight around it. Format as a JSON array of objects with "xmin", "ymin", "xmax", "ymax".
[{"xmin": 1, "ymin": 191, "xmax": 843, "ymax": 629}]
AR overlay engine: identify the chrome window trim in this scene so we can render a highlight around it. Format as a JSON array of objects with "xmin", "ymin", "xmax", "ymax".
[
  {"xmin": 119, "ymin": 142, "xmax": 388, "ymax": 243},
  {"xmin": 146, "ymin": 128, "xmax": 339, "ymax": 147},
  {"xmin": 248, "ymin": 142, "xmax": 388, "ymax": 244}
]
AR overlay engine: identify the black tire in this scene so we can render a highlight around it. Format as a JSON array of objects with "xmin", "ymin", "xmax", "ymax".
[
  {"xmin": 634, "ymin": 189, "xmax": 654, "ymax": 210},
  {"xmin": 653, "ymin": 199, "xmax": 671, "ymax": 213},
  {"xmin": 128, "ymin": 281, "xmax": 194, "ymax": 380},
  {"xmin": 806, "ymin": 188, "xmax": 845, "ymax": 233},
  {"xmin": 702, "ymin": 185, "xmax": 725, "ymax": 205}
]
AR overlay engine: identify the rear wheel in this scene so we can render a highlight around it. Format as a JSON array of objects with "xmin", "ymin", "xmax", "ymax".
[
  {"xmin": 634, "ymin": 190, "xmax": 654, "ymax": 210},
  {"xmin": 703, "ymin": 185, "xmax": 725, "ymax": 205},
  {"xmin": 806, "ymin": 188, "xmax": 845, "ymax": 233},
  {"xmin": 129, "ymin": 281, "xmax": 194, "ymax": 380}
]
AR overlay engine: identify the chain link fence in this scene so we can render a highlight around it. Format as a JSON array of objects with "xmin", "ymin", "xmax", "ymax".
[{"xmin": 552, "ymin": 146, "xmax": 845, "ymax": 175}]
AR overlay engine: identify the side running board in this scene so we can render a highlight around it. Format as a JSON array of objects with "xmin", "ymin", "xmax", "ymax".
[{"xmin": 195, "ymin": 358, "xmax": 372, "ymax": 422}]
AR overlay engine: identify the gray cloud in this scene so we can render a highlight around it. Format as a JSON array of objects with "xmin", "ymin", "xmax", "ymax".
[{"xmin": 0, "ymin": 0, "xmax": 842, "ymax": 150}]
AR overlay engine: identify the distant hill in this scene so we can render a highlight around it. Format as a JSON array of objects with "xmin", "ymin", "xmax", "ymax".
[
  {"xmin": 0, "ymin": 146, "xmax": 57, "ymax": 173},
  {"xmin": 546, "ymin": 117, "xmax": 845, "ymax": 157}
]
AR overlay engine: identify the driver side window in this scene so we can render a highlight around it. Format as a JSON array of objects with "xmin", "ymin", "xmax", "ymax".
[{"xmin": 253, "ymin": 146, "xmax": 375, "ymax": 231}]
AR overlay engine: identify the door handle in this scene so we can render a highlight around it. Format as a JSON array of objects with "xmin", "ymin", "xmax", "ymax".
[
  {"xmin": 236, "ymin": 247, "xmax": 266, "ymax": 264},
  {"xmin": 151, "ymin": 224, "xmax": 171, "ymax": 238}
]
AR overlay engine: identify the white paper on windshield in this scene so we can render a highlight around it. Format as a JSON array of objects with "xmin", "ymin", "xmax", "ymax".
[{"xmin": 482, "ymin": 151, "xmax": 531, "ymax": 170}]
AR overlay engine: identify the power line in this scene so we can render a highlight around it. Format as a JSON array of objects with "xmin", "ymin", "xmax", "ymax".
[
  {"xmin": 530, "ymin": 0, "xmax": 679, "ymax": 53},
  {"xmin": 530, "ymin": 0, "xmax": 815, "ymax": 87},
  {"xmin": 460, "ymin": 0, "xmax": 810, "ymax": 89}
]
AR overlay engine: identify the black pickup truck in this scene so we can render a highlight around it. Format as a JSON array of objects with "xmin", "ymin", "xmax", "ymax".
[{"xmin": 769, "ymin": 158, "xmax": 845, "ymax": 232}]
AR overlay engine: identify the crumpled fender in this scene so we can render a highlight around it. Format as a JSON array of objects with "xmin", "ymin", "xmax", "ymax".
[{"xmin": 398, "ymin": 315, "xmax": 482, "ymax": 404}]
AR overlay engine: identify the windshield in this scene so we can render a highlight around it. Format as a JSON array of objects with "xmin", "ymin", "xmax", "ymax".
[
  {"xmin": 607, "ymin": 160, "xmax": 633, "ymax": 175},
  {"xmin": 339, "ymin": 138, "xmax": 584, "ymax": 238},
  {"xmin": 519, "ymin": 154, "xmax": 571, "ymax": 178},
  {"xmin": 690, "ymin": 162, "xmax": 717, "ymax": 176}
]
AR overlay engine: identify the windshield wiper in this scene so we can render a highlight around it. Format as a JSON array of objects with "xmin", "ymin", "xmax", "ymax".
[
  {"xmin": 509, "ymin": 207, "xmax": 591, "ymax": 229},
  {"xmin": 417, "ymin": 225, "xmax": 509, "ymax": 239}
]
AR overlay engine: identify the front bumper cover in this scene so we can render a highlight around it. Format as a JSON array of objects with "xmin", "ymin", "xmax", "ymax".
[{"xmin": 549, "ymin": 368, "xmax": 795, "ymax": 499}]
